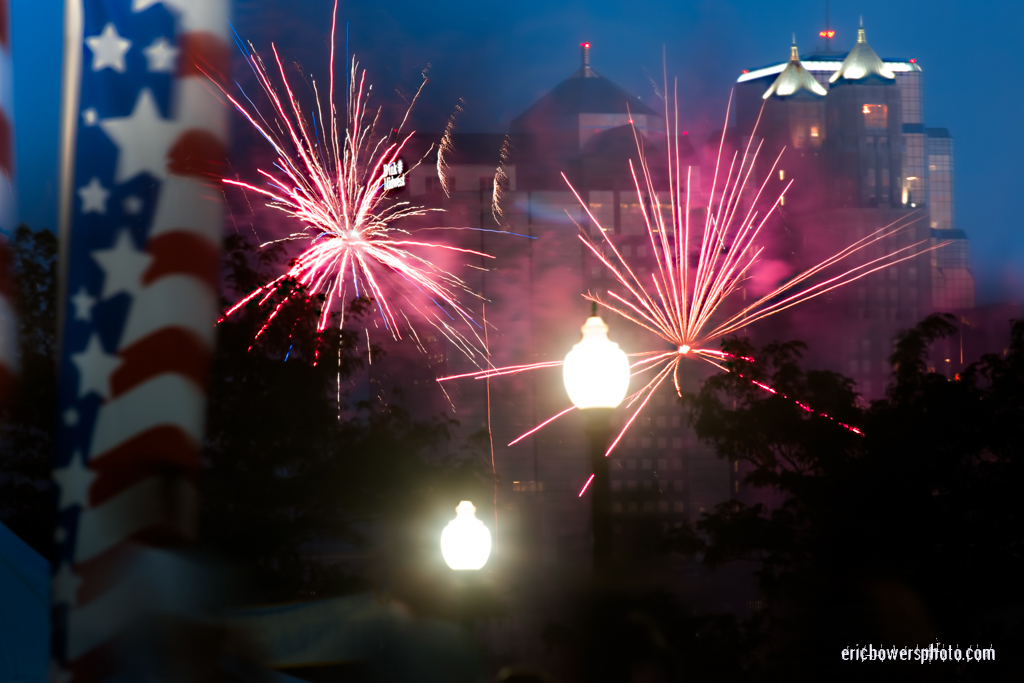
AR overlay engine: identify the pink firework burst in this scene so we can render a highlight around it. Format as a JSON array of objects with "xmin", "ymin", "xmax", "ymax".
[
  {"xmin": 442, "ymin": 83, "xmax": 949, "ymax": 481},
  {"xmin": 220, "ymin": 7, "xmax": 489, "ymax": 361}
]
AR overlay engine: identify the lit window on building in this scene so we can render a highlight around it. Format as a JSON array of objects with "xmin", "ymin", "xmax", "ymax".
[
  {"xmin": 512, "ymin": 480, "xmax": 544, "ymax": 492},
  {"xmin": 810, "ymin": 126, "xmax": 819, "ymax": 138},
  {"xmin": 862, "ymin": 103, "xmax": 887, "ymax": 128}
]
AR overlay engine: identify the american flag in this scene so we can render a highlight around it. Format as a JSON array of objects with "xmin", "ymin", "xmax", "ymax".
[
  {"xmin": 52, "ymin": 0, "xmax": 229, "ymax": 680},
  {"xmin": 0, "ymin": 0, "xmax": 16, "ymax": 403},
  {"xmin": 0, "ymin": 0, "xmax": 13, "ymax": 233}
]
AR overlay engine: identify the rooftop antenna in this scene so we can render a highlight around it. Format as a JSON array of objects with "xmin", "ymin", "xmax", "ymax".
[
  {"xmin": 578, "ymin": 41, "xmax": 596, "ymax": 77},
  {"xmin": 826, "ymin": 1, "xmax": 831, "ymax": 52},
  {"xmin": 817, "ymin": 0, "xmax": 835, "ymax": 53}
]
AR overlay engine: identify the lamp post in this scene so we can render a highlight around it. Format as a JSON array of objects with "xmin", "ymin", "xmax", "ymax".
[
  {"xmin": 563, "ymin": 305, "xmax": 630, "ymax": 574},
  {"xmin": 441, "ymin": 501, "xmax": 492, "ymax": 571}
]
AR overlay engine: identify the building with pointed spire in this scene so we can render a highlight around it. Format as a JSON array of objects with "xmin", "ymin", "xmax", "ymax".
[
  {"xmin": 763, "ymin": 37, "xmax": 828, "ymax": 100},
  {"xmin": 829, "ymin": 18, "xmax": 896, "ymax": 83},
  {"xmin": 734, "ymin": 21, "xmax": 975, "ymax": 397},
  {"xmin": 824, "ymin": 20, "xmax": 904, "ymax": 208},
  {"xmin": 510, "ymin": 42, "xmax": 664, "ymax": 190}
]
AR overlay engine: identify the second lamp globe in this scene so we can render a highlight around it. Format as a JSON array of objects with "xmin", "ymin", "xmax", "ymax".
[{"xmin": 563, "ymin": 314, "xmax": 631, "ymax": 409}]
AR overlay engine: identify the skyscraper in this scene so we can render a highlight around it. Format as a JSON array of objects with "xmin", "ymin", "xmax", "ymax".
[{"xmin": 734, "ymin": 21, "xmax": 975, "ymax": 397}]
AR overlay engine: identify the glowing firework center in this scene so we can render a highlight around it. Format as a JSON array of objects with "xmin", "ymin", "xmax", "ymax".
[{"xmin": 382, "ymin": 159, "xmax": 406, "ymax": 191}]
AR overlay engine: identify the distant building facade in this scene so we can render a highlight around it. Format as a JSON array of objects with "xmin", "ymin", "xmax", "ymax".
[
  {"xmin": 400, "ymin": 44, "xmax": 733, "ymax": 595},
  {"xmin": 734, "ymin": 22, "xmax": 975, "ymax": 397},
  {"xmin": 392, "ymin": 30, "xmax": 972, "ymax": 594}
]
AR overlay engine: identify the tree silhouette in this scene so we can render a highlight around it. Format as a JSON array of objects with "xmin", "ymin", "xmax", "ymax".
[
  {"xmin": 200, "ymin": 235, "xmax": 489, "ymax": 602},
  {"xmin": 0, "ymin": 226, "xmax": 57, "ymax": 558},
  {"xmin": 674, "ymin": 314, "xmax": 1024, "ymax": 681}
]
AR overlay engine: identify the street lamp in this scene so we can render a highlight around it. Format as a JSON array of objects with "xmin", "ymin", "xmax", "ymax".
[
  {"xmin": 563, "ymin": 306, "xmax": 630, "ymax": 573},
  {"xmin": 440, "ymin": 501, "xmax": 492, "ymax": 570}
]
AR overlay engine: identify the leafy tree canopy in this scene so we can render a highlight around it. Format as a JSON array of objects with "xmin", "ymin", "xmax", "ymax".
[{"xmin": 674, "ymin": 314, "xmax": 1024, "ymax": 681}]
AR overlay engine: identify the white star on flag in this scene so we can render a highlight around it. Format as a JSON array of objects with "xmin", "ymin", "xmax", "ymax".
[
  {"xmin": 123, "ymin": 195, "xmax": 144, "ymax": 215},
  {"xmin": 82, "ymin": 108, "xmax": 99, "ymax": 126},
  {"xmin": 99, "ymin": 89, "xmax": 180, "ymax": 182},
  {"xmin": 71, "ymin": 287, "xmax": 97, "ymax": 321},
  {"xmin": 53, "ymin": 449, "xmax": 97, "ymax": 512},
  {"xmin": 91, "ymin": 230, "xmax": 153, "ymax": 299},
  {"xmin": 71, "ymin": 334, "xmax": 123, "ymax": 400},
  {"xmin": 143, "ymin": 36, "xmax": 178, "ymax": 72},
  {"xmin": 77, "ymin": 177, "xmax": 110, "ymax": 214},
  {"xmin": 85, "ymin": 23, "xmax": 132, "ymax": 73}
]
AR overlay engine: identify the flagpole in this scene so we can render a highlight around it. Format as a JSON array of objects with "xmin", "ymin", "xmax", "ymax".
[{"xmin": 55, "ymin": 0, "xmax": 82, "ymax": 361}]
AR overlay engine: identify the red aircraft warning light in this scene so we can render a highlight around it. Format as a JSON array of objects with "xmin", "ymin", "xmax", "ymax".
[
  {"xmin": 910, "ymin": 58, "xmax": 917, "ymax": 63},
  {"xmin": 819, "ymin": 29, "xmax": 836, "ymax": 39}
]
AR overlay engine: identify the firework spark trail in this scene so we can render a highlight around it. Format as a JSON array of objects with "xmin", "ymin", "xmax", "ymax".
[
  {"xmin": 441, "ymin": 84, "xmax": 949, "ymax": 492},
  {"xmin": 218, "ymin": 4, "xmax": 491, "ymax": 363},
  {"xmin": 437, "ymin": 101, "xmax": 462, "ymax": 198},
  {"xmin": 492, "ymin": 136, "xmax": 512, "ymax": 224}
]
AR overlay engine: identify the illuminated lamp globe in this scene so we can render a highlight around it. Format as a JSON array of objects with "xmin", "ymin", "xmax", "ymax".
[
  {"xmin": 440, "ymin": 501, "xmax": 492, "ymax": 570},
  {"xmin": 563, "ymin": 315, "xmax": 631, "ymax": 409}
]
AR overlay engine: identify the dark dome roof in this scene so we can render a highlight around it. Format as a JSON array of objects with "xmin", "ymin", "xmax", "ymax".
[{"xmin": 511, "ymin": 70, "xmax": 659, "ymax": 132}]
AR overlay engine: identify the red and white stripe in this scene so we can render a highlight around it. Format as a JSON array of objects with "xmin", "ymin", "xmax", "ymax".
[{"xmin": 58, "ymin": 2, "xmax": 229, "ymax": 680}]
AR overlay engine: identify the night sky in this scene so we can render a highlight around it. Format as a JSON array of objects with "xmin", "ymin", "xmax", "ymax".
[{"xmin": 11, "ymin": 0, "xmax": 1023, "ymax": 302}]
